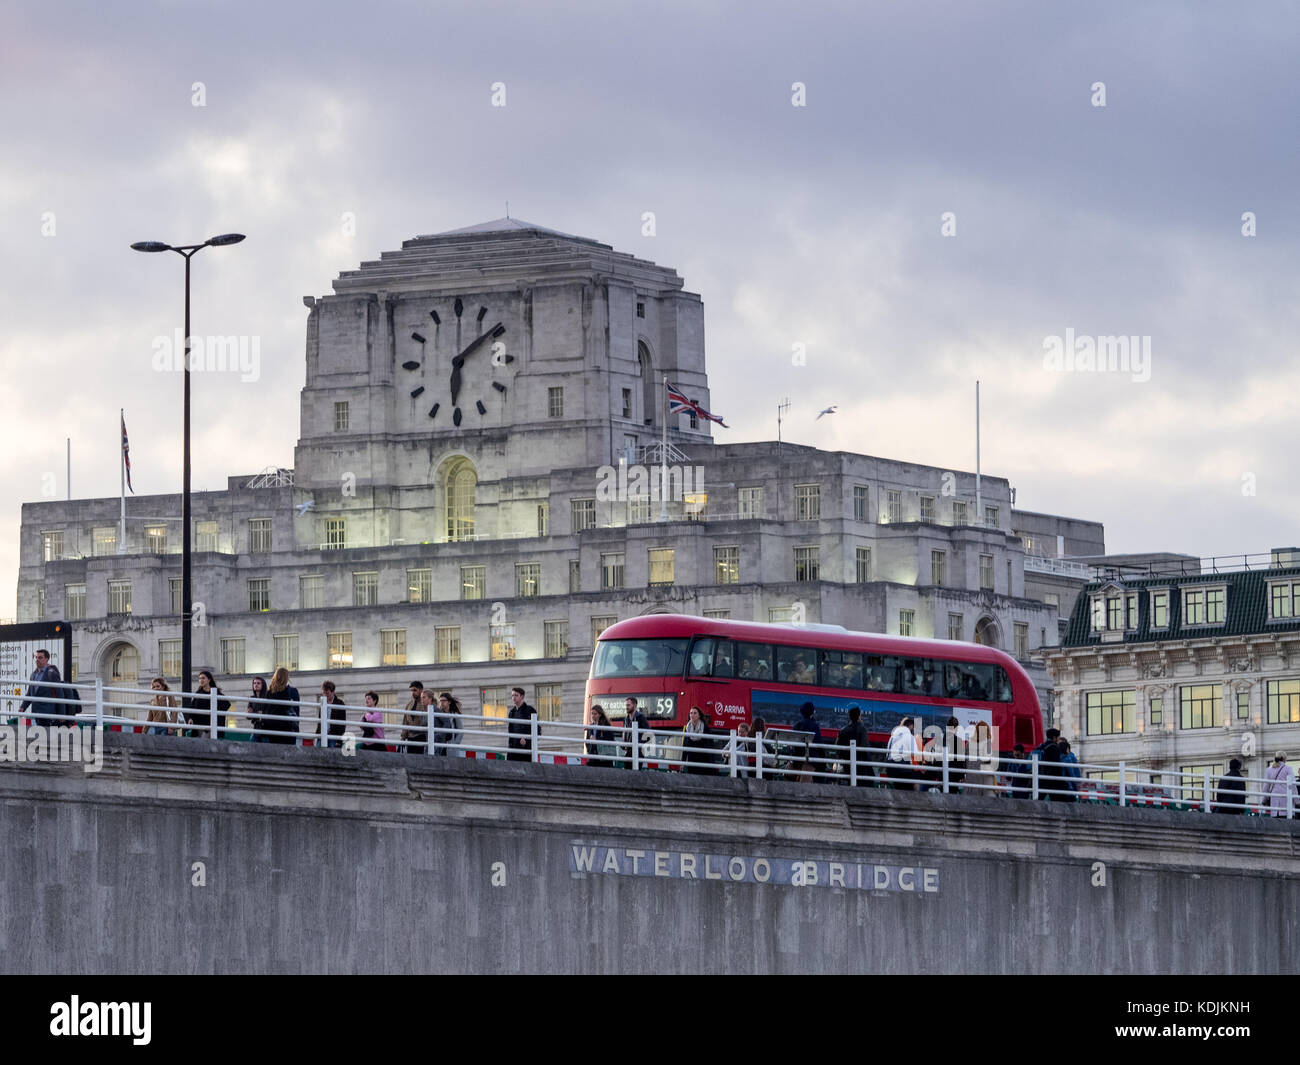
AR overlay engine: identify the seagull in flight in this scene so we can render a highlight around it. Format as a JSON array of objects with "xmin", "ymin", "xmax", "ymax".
[
  {"xmin": 816, "ymin": 406, "xmax": 838, "ymax": 420},
  {"xmin": 295, "ymin": 500, "xmax": 315, "ymax": 517}
]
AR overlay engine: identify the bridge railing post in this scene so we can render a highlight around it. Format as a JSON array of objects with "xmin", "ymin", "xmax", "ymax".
[
  {"xmin": 209, "ymin": 690, "xmax": 218, "ymax": 740},
  {"xmin": 1031, "ymin": 755, "xmax": 1039, "ymax": 800},
  {"xmin": 850, "ymin": 740, "xmax": 857, "ymax": 788},
  {"xmin": 632, "ymin": 721, "xmax": 640, "ymax": 772},
  {"xmin": 530, "ymin": 713, "xmax": 540, "ymax": 764},
  {"xmin": 729, "ymin": 730, "xmax": 737, "ymax": 778},
  {"xmin": 1118, "ymin": 762, "xmax": 1127, "ymax": 807},
  {"xmin": 755, "ymin": 731, "xmax": 763, "ymax": 780},
  {"xmin": 1203, "ymin": 768, "xmax": 1212, "ymax": 814},
  {"xmin": 1290, "ymin": 775, "xmax": 1296, "ymax": 820},
  {"xmin": 94, "ymin": 678, "xmax": 104, "ymax": 733},
  {"xmin": 942, "ymin": 742, "xmax": 950, "ymax": 794}
]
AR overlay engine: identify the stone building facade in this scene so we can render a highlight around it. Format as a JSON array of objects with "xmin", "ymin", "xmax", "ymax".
[{"xmin": 16, "ymin": 219, "xmax": 1101, "ymax": 724}]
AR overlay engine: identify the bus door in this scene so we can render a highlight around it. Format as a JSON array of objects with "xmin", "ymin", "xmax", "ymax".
[{"xmin": 685, "ymin": 636, "xmax": 747, "ymax": 730}]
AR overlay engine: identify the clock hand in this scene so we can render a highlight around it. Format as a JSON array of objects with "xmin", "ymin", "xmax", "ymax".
[{"xmin": 449, "ymin": 323, "xmax": 505, "ymax": 406}]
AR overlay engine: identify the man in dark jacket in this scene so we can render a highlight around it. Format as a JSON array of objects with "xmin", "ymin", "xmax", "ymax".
[
  {"xmin": 19, "ymin": 649, "xmax": 64, "ymax": 724},
  {"xmin": 791, "ymin": 701, "xmax": 822, "ymax": 782},
  {"xmin": 506, "ymin": 686, "xmax": 538, "ymax": 761},
  {"xmin": 837, "ymin": 706, "xmax": 871, "ymax": 785},
  {"xmin": 1032, "ymin": 728, "xmax": 1063, "ymax": 799},
  {"xmin": 319, "ymin": 680, "xmax": 348, "ymax": 749},
  {"xmin": 1215, "ymin": 759, "xmax": 1248, "ymax": 814},
  {"xmin": 622, "ymin": 697, "xmax": 650, "ymax": 768}
]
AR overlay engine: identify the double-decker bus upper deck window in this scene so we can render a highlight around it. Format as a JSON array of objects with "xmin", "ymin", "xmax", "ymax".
[
  {"xmin": 776, "ymin": 646, "xmax": 817, "ymax": 685},
  {"xmin": 736, "ymin": 642, "xmax": 773, "ymax": 681},
  {"xmin": 592, "ymin": 638, "xmax": 689, "ymax": 678},
  {"xmin": 865, "ymin": 654, "xmax": 899, "ymax": 692},
  {"xmin": 899, "ymin": 659, "xmax": 939, "ymax": 696},
  {"xmin": 688, "ymin": 637, "xmax": 736, "ymax": 678},
  {"xmin": 819, "ymin": 649, "xmax": 864, "ymax": 688}
]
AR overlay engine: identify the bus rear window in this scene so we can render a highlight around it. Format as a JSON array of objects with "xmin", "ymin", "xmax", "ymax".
[{"xmin": 592, "ymin": 638, "xmax": 689, "ymax": 679}]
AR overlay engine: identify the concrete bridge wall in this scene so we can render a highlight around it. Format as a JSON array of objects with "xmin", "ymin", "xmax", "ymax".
[{"xmin": 1, "ymin": 735, "xmax": 1296, "ymax": 974}]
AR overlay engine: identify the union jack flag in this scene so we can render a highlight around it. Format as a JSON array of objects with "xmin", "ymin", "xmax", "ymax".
[
  {"xmin": 121, "ymin": 412, "xmax": 134, "ymax": 494},
  {"xmin": 666, "ymin": 381, "xmax": 728, "ymax": 428}
]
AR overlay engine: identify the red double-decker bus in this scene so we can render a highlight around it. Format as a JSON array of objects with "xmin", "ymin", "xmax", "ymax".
[{"xmin": 585, "ymin": 615, "xmax": 1043, "ymax": 754}]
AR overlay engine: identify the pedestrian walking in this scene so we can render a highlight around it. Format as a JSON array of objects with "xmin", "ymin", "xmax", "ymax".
[
  {"xmin": 681, "ymin": 705, "xmax": 711, "ymax": 774},
  {"xmin": 361, "ymin": 691, "xmax": 386, "ymax": 752},
  {"xmin": 837, "ymin": 706, "xmax": 870, "ymax": 785},
  {"xmin": 1264, "ymin": 752, "xmax": 1296, "ymax": 817},
  {"xmin": 886, "ymin": 717, "xmax": 919, "ymax": 790},
  {"xmin": 182, "ymin": 670, "xmax": 231, "ymax": 738},
  {"xmin": 318, "ymin": 680, "xmax": 347, "ymax": 749},
  {"xmin": 1214, "ymin": 758, "xmax": 1247, "ymax": 814},
  {"xmin": 19, "ymin": 648, "xmax": 64, "ymax": 725},
  {"xmin": 261, "ymin": 667, "xmax": 301, "ymax": 744},
  {"xmin": 143, "ymin": 677, "xmax": 180, "ymax": 736},
  {"xmin": 401, "ymin": 681, "xmax": 426, "ymax": 754},
  {"xmin": 507, "ymin": 686, "xmax": 538, "ymax": 761}
]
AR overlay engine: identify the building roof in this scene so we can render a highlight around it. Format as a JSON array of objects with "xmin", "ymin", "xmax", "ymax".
[
  {"xmin": 1061, "ymin": 567, "xmax": 1300, "ymax": 647},
  {"xmin": 425, "ymin": 217, "xmax": 581, "ymax": 239}
]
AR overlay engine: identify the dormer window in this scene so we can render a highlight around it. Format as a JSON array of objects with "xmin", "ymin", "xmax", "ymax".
[
  {"xmin": 1090, "ymin": 585, "xmax": 1138, "ymax": 634},
  {"xmin": 1268, "ymin": 580, "xmax": 1299, "ymax": 621},
  {"xmin": 1150, "ymin": 589, "xmax": 1169, "ymax": 629},
  {"xmin": 1183, "ymin": 585, "xmax": 1226, "ymax": 626}
]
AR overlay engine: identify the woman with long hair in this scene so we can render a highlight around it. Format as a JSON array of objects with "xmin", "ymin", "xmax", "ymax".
[
  {"xmin": 260, "ymin": 667, "xmax": 301, "ymax": 745},
  {"xmin": 585, "ymin": 706, "xmax": 616, "ymax": 769},
  {"xmin": 247, "ymin": 676, "xmax": 271, "ymax": 742},
  {"xmin": 681, "ymin": 705, "xmax": 710, "ymax": 774},
  {"xmin": 182, "ymin": 670, "xmax": 231, "ymax": 739},
  {"xmin": 143, "ymin": 677, "xmax": 179, "ymax": 736},
  {"xmin": 433, "ymin": 691, "xmax": 463, "ymax": 757}
]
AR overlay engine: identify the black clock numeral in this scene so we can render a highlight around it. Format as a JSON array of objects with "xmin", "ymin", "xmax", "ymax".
[
  {"xmin": 492, "ymin": 382, "xmax": 507, "ymax": 394},
  {"xmin": 453, "ymin": 407, "xmax": 462, "ymax": 426},
  {"xmin": 430, "ymin": 310, "xmax": 441, "ymax": 325},
  {"xmin": 453, "ymin": 298, "xmax": 463, "ymax": 318},
  {"xmin": 476, "ymin": 306, "xmax": 488, "ymax": 323},
  {"xmin": 490, "ymin": 323, "xmax": 506, "ymax": 339},
  {"xmin": 476, "ymin": 400, "xmax": 487, "ymax": 415},
  {"xmin": 411, "ymin": 331, "xmax": 426, "ymax": 344},
  {"xmin": 411, "ymin": 386, "xmax": 425, "ymax": 398},
  {"xmin": 402, "ymin": 360, "xmax": 421, "ymax": 371},
  {"xmin": 428, "ymin": 403, "xmax": 439, "ymax": 420}
]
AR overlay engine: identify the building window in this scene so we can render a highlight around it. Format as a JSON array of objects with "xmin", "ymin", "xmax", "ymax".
[
  {"xmin": 334, "ymin": 401, "xmax": 350, "ymax": 431},
  {"xmin": 481, "ymin": 686, "xmax": 510, "ymax": 721},
  {"xmin": 516, "ymin": 563, "xmax": 541, "ymax": 597},
  {"xmin": 537, "ymin": 502, "xmax": 549, "ymax": 537},
  {"xmin": 249, "ymin": 518, "xmax": 272, "ymax": 554},
  {"xmin": 600, "ymin": 552, "xmax": 625, "ymax": 590},
  {"xmin": 591, "ymin": 616, "xmax": 617, "ymax": 645},
  {"xmin": 952, "ymin": 501, "xmax": 968, "ymax": 526},
  {"xmin": 1149, "ymin": 696, "xmax": 1163, "ymax": 726},
  {"xmin": 1179, "ymin": 684, "xmax": 1222, "ymax": 730},
  {"xmin": 1183, "ymin": 588, "xmax": 1224, "ymax": 626},
  {"xmin": 299, "ymin": 574, "xmax": 323, "ymax": 609},
  {"xmin": 108, "ymin": 579, "xmax": 132, "ymax": 615},
  {"xmin": 1150, "ymin": 590, "xmax": 1169, "ymax": 627},
  {"xmin": 490, "ymin": 623, "xmax": 516, "ymax": 661},
  {"xmin": 1043, "ymin": 592, "xmax": 1060, "ymax": 610},
  {"xmin": 571, "ymin": 498, "xmax": 596, "ymax": 532},
  {"xmin": 160, "ymin": 639, "xmax": 182, "ymax": 678},
  {"xmin": 544, "ymin": 620, "xmax": 569, "ymax": 658},
  {"xmin": 794, "ymin": 484, "xmax": 821, "ymax": 522},
  {"xmin": 353, "ymin": 571, "xmax": 378, "ymax": 607},
  {"xmin": 629, "ymin": 496, "xmax": 651, "ymax": 524},
  {"xmin": 855, "ymin": 547, "xmax": 871, "ymax": 583},
  {"xmin": 325, "ymin": 517, "xmax": 347, "ymax": 550},
  {"xmin": 1106, "ymin": 597, "xmax": 1122, "ymax": 630},
  {"xmin": 407, "ymin": 568, "xmax": 432, "ymax": 603},
  {"xmin": 714, "ymin": 546, "xmax": 739, "ymax": 585},
  {"xmin": 1124, "ymin": 595, "xmax": 1137, "ymax": 630},
  {"xmin": 920, "ymin": 496, "xmax": 935, "ymax": 523},
  {"xmin": 443, "ymin": 457, "xmax": 476, "ymax": 542},
  {"xmin": 1086, "ymin": 690, "xmax": 1136, "ymax": 735},
  {"xmin": 435, "ymin": 626, "xmax": 461, "ymax": 664},
  {"xmin": 42, "ymin": 531, "xmax": 64, "ymax": 562},
  {"xmin": 887, "ymin": 490, "xmax": 902, "ymax": 524},
  {"xmin": 548, "ymin": 387, "xmax": 564, "ymax": 417},
  {"xmin": 169, "ymin": 577, "xmax": 182, "ymax": 614},
  {"xmin": 636, "ymin": 300, "xmax": 645, "ymax": 318},
  {"xmin": 461, "ymin": 565, "xmax": 485, "ymax": 600},
  {"xmin": 947, "ymin": 612, "xmax": 963, "ymax": 641},
  {"xmin": 568, "ymin": 559, "xmax": 581, "ymax": 594},
  {"xmin": 381, "ymin": 628, "xmax": 406, "ymax": 667},
  {"xmin": 1090, "ymin": 596, "xmax": 1104, "ymax": 631},
  {"xmin": 794, "ymin": 546, "xmax": 820, "ymax": 582},
  {"xmin": 687, "ymin": 410, "xmax": 698, "ymax": 430},
  {"xmin": 1205, "ymin": 587, "xmax": 1225, "ymax": 624},
  {"xmin": 984, "ymin": 505, "xmax": 999, "ymax": 528},
  {"xmin": 1179, "ymin": 764, "xmax": 1224, "ymax": 805},
  {"xmin": 1014, "ymin": 622, "xmax": 1028, "ymax": 659},
  {"xmin": 768, "ymin": 606, "xmax": 795, "ymax": 624},
  {"xmin": 65, "ymin": 583, "xmax": 86, "ymax": 620},
  {"xmin": 1236, "ymin": 689, "xmax": 1250, "ymax": 720},
  {"xmin": 649, "ymin": 549, "xmax": 675, "ymax": 585},
  {"xmin": 703, "ymin": 609, "xmax": 731, "ymax": 620},
  {"xmin": 248, "ymin": 578, "xmax": 270, "ymax": 612},
  {"xmin": 106, "ymin": 643, "xmax": 139, "ymax": 684},
  {"xmin": 536, "ymin": 683, "xmax": 563, "ymax": 722},
  {"xmin": 1267, "ymin": 679, "xmax": 1300, "ymax": 725},
  {"xmin": 898, "ymin": 609, "xmax": 914, "ymax": 637},
  {"xmin": 738, "ymin": 487, "xmax": 764, "ymax": 519},
  {"xmin": 93, "ymin": 527, "xmax": 117, "ymax": 556},
  {"xmin": 1006, "ymin": 560, "xmax": 1013, "ymax": 593},
  {"xmin": 1268, "ymin": 581, "xmax": 1298, "ymax": 620},
  {"xmin": 196, "ymin": 521, "xmax": 218, "ymax": 552},
  {"xmin": 273, "ymin": 634, "xmax": 299, "ymax": 672},
  {"xmin": 852, "ymin": 485, "xmax": 869, "ymax": 522},
  {"xmin": 979, "ymin": 554, "xmax": 994, "ymax": 591},
  {"xmin": 328, "ymin": 631, "xmax": 353, "ymax": 669},
  {"xmin": 220, "ymin": 637, "xmax": 245, "ymax": 676},
  {"xmin": 145, "ymin": 525, "xmax": 168, "ymax": 554},
  {"xmin": 931, "ymin": 550, "xmax": 946, "ymax": 586},
  {"xmin": 622, "ymin": 388, "xmax": 633, "ymax": 419}
]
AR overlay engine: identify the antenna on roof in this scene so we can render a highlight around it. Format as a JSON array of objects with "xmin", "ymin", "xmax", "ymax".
[{"xmin": 505, "ymin": 201, "xmax": 509, "ymax": 218}]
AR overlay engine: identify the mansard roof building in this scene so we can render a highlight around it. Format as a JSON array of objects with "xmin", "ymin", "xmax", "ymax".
[{"xmin": 17, "ymin": 219, "xmax": 1100, "ymax": 724}]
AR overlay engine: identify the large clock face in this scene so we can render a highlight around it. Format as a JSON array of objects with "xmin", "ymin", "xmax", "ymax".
[{"xmin": 402, "ymin": 296, "xmax": 513, "ymax": 426}]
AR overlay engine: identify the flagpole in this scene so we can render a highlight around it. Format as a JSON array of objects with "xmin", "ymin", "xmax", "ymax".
[
  {"xmin": 66, "ymin": 438, "xmax": 70, "ymax": 501},
  {"xmin": 659, "ymin": 376, "xmax": 669, "ymax": 521},
  {"xmin": 119, "ymin": 409, "xmax": 126, "ymax": 554},
  {"xmin": 974, "ymin": 381, "xmax": 982, "ymax": 524}
]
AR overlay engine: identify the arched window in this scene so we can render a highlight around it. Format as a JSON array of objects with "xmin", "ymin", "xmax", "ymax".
[
  {"xmin": 104, "ymin": 642, "xmax": 140, "ymax": 684},
  {"xmin": 441, "ymin": 457, "xmax": 477, "ymax": 542},
  {"xmin": 973, "ymin": 616, "xmax": 1000, "ymax": 648},
  {"xmin": 638, "ymin": 340, "xmax": 655, "ymax": 427}
]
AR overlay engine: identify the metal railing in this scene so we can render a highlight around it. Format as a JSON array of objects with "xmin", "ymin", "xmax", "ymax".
[{"xmin": 2, "ymin": 676, "xmax": 1296, "ymax": 818}]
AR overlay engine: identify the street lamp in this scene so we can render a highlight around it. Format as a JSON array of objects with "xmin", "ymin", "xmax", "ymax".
[{"xmin": 130, "ymin": 233, "xmax": 245, "ymax": 700}]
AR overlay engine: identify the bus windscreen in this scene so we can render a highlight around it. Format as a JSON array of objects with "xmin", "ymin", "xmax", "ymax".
[{"xmin": 592, "ymin": 638, "xmax": 690, "ymax": 679}]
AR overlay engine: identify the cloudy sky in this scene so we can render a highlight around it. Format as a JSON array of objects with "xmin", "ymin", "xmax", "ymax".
[{"xmin": 3, "ymin": 0, "xmax": 1297, "ymax": 614}]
